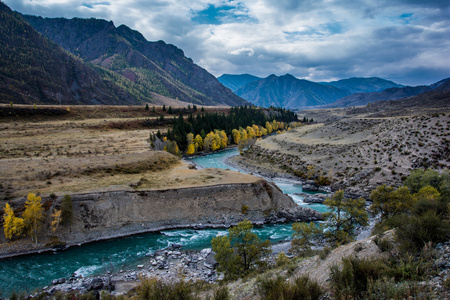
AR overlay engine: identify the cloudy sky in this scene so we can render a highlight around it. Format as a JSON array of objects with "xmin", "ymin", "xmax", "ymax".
[{"xmin": 5, "ymin": 0, "xmax": 450, "ymax": 85}]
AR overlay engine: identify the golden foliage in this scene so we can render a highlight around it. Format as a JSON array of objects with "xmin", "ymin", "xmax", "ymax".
[
  {"xmin": 3, "ymin": 203, "xmax": 24, "ymax": 240},
  {"xmin": 23, "ymin": 193, "xmax": 45, "ymax": 243},
  {"xmin": 51, "ymin": 209, "xmax": 62, "ymax": 233}
]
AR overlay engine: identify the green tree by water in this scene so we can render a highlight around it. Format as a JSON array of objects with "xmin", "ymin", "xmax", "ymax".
[
  {"xmin": 323, "ymin": 190, "xmax": 368, "ymax": 246},
  {"xmin": 211, "ymin": 220, "xmax": 271, "ymax": 279},
  {"xmin": 61, "ymin": 194, "xmax": 73, "ymax": 231}
]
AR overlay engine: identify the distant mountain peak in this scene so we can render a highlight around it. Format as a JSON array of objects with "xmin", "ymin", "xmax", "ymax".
[
  {"xmin": 218, "ymin": 74, "xmax": 262, "ymax": 92},
  {"xmin": 322, "ymin": 77, "xmax": 403, "ymax": 94},
  {"xmin": 235, "ymin": 74, "xmax": 350, "ymax": 109}
]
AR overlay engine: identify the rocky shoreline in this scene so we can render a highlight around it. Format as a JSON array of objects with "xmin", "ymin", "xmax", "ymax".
[{"xmin": 34, "ymin": 241, "xmax": 293, "ymax": 297}]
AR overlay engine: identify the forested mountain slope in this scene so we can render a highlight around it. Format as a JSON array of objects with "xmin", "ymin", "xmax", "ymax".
[
  {"xmin": 23, "ymin": 14, "xmax": 248, "ymax": 106},
  {"xmin": 0, "ymin": 3, "xmax": 137, "ymax": 105}
]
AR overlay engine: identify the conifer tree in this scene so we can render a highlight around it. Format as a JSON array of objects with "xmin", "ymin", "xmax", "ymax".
[
  {"xmin": 323, "ymin": 190, "xmax": 368, "ymax": 246},
  {"xmin": 61, "ymin": 194, "xmax": 73, "ymax": 230},
  {"xmin": 211, "ymin": 220, "xmax": 271, "ymax": 279}
]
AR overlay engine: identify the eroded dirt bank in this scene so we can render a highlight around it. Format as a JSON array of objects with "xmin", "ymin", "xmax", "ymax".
[{"xmin": 0, "ymin": 180, "xmax": 321, "ymax": 258}]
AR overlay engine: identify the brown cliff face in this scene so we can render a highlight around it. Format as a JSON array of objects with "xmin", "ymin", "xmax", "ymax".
[
  {"xmin": 0, "ymin": 180, "xmax": 321, "ymax": 257},
  {"xmin": 60, "ymin": 180, "xmax": 320, "ymax": 244}
]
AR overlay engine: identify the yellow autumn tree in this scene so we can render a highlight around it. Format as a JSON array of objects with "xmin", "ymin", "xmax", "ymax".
[
  {"xmin": 194, "ymin": 134, "xmax": 203, "ymax": 151},
  {"xmin": 239, "ymin": 127, "xmax": 248, "ymax": 141},
  {"xmin": 51, "ymin": 209, "xmax": 62, "ymax": 233},
  {"xmin": 23, "ymin": 193, "xmax": 45, "ymax": 243},
  {"xmin": 272, "ymin": 120, "xmax": 278, "ymax": 131},
  {"xmin": 261, "ymin": 127, "xmax": 268, "ymax": 136},
  {"xmin": 213, "ymin": 132, "xmax": 222, "ymax": 150},
  {"xmin": 203, "ymin": 132, "xmax": 215, "ymax": 152},
  {"xmin": 186, "ymin": 143, "xmax": 195, "ymax": 155},
  {"xmin": 232, "ymin": 129, "xmax": 241, "ymax": 144},
  {"xmin": 3, "ymin": 203, "xmax": 24, "ymax": 240},
  {"xmin": 252, "ymin": 124, "xmax": 262, "ymax": 137},
  {"xmin": 217, "ymin": 130, "xmax": 228, "ymax": 149},
  {"xmin": 246, "ymin": 126, "xmax": 256, "ymax": 139},
  {"xmin": 265, "ymin": 121, "xmax": 273, "ymax": 134},
  {"xmin": 186, "ymin": 133, "xmax": 196, "ymax": 155}
]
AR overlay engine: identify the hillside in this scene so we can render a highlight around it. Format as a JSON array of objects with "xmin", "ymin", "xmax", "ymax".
[
  {"xmin": 22, "ymin": 14, "xmax": 248, "ymax": 107},
  {"xmin": 217, "ymin": 74, "xmax": 261, "ymax": 92},
  {"xmin": 235, "ymin": 74, "xmax": 350, "ymax": 108},
  {"xmin": 0, "ymin": 3, "xmax": 138, "ymax": 105},
  {"xmin": 231, "ymin": 89, "xmax": 450, "ymax": 197},
  {"xmin": 321, "ymin": 77, "xmax": 403, "ymax": 94},
  {"xmin": 324, "ymin": 84, "xmax": 433, "ymax": 108}
]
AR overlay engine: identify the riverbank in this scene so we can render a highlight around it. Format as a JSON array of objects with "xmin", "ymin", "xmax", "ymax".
[
  {"xmin": 0, "ymin": 180, "xmax": 322, "ymax": 259},
  {"xmin": 30, "ymin": 239, "xmax": 294, "ymax": 297}
]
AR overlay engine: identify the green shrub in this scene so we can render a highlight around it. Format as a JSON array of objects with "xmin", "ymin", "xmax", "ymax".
[
  {"xmin": 319, "ymin": 247, "xmax": 332, "ymax": 260},
  {"xmin": 213, "ymin": 285, "xmax": 230, "ymax": 300},
  {"xmin": 257, "ymin": 275, "xmax": 323, "ymax": 300},
  {"xmin": 395, "ymin": 211, "xmax": 450, "ymax": 254},
  {"xmin": 275, "ymin": 252, "xmax": 290, "ymax": 267},
  {"xmin": 329, "ymin": 256, "xmax": 387, "ymax": 299},
  {"xmin": 373, "ymin": 236, "xmax": 392, "ymax": 252},
  {"xmin": 135, "ymin": 277, "xmax": 193, "ymax": 300}
]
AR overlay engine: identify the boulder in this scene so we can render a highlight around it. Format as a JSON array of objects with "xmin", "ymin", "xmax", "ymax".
[
  {"xmin": 204, "ymin": 252, "xmax": 218, "ymax": 269},
  {"xmin": 296, "ymin": 193, "xmax": 328, "ymax": 203},
  {"xmin": 278, "ymin": 206, "xmax": 322, "ymax": 222},
  {"xmin": 302, "ymin": 183, "xmax": 319, "ymax": 192}
]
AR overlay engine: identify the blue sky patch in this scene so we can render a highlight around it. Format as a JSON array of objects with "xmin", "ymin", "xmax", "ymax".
[
  {"xmin": 191, "ymin": 3, "xmax": 253, "ymax": 25},
  {"xmin": 399, "ymin": 13, "xmax": 414, "ymax": 24}
]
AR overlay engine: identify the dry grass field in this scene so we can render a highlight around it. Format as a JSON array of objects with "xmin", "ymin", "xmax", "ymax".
[{"xmin": 0, "ymin": 104, "xmax": 254, "ymax": 200}]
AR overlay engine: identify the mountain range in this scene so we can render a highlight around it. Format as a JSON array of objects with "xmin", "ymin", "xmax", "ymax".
[
  {"xmin": 233, "ymin": 74, "xmax": 350, "ymax": 108},
  {"xmin": 219, "ymin": 73, "xmax": 449, "ymax": 109},
  {"xmin": 218, "ymin": 74, "xmax": 262, "ymax": 92},
  {"xmin": 0, "ymin": 2, "xmax": 248, "ymax": 106}
]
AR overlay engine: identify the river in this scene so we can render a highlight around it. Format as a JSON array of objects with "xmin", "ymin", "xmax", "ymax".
[{"xmin": 0, "ymin": 148, "xmax": 326, "ymax": 296}]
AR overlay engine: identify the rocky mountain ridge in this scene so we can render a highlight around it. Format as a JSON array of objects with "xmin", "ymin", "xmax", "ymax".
[
  {"xmin": 235, "ymin": 74, "xmax": 350, "ymax": 109},
  {"xmin": 0, "ymin": 2, "xmax": 248, "ymax": 106},
  {"xmin": 22, "ymin": 14, "xmax": 247, "ymax": 107},
  {"xmin": 217, "ymin": 74, "xmax": 261, "ymax": 92},
  {"xmin": 222, "ymin": 74, "xmax": 407, "ymax": 109},
  {"xmin": 321, "ymin": 77, "xmax": 404, "ymax": 94},
  {"xmin": 0, "ymin": 3, "xmax": 137, "ymax": 105}
]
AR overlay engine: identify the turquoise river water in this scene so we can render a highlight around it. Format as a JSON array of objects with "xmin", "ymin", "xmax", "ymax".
[{"xmin": 0, "ymin": 148, "xmax": 326, "ymax": 295}]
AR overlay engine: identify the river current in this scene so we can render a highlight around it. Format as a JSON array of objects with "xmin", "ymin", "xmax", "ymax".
[{"xmin": 0, "ymin": 148, "xmax": 326, "ymax": 295}]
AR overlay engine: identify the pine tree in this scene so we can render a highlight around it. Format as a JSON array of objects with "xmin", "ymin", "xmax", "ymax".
[
  {"xmin": 211, "ymin": 220, "xmax": 271, "ymax": 279},
  {"xmin": 61, "ymin": 194, "xmax": 73, "ymax": 230},
  {"xmin": 323, "ymin": 190, "xmax": 368, "ymax": 246}
]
